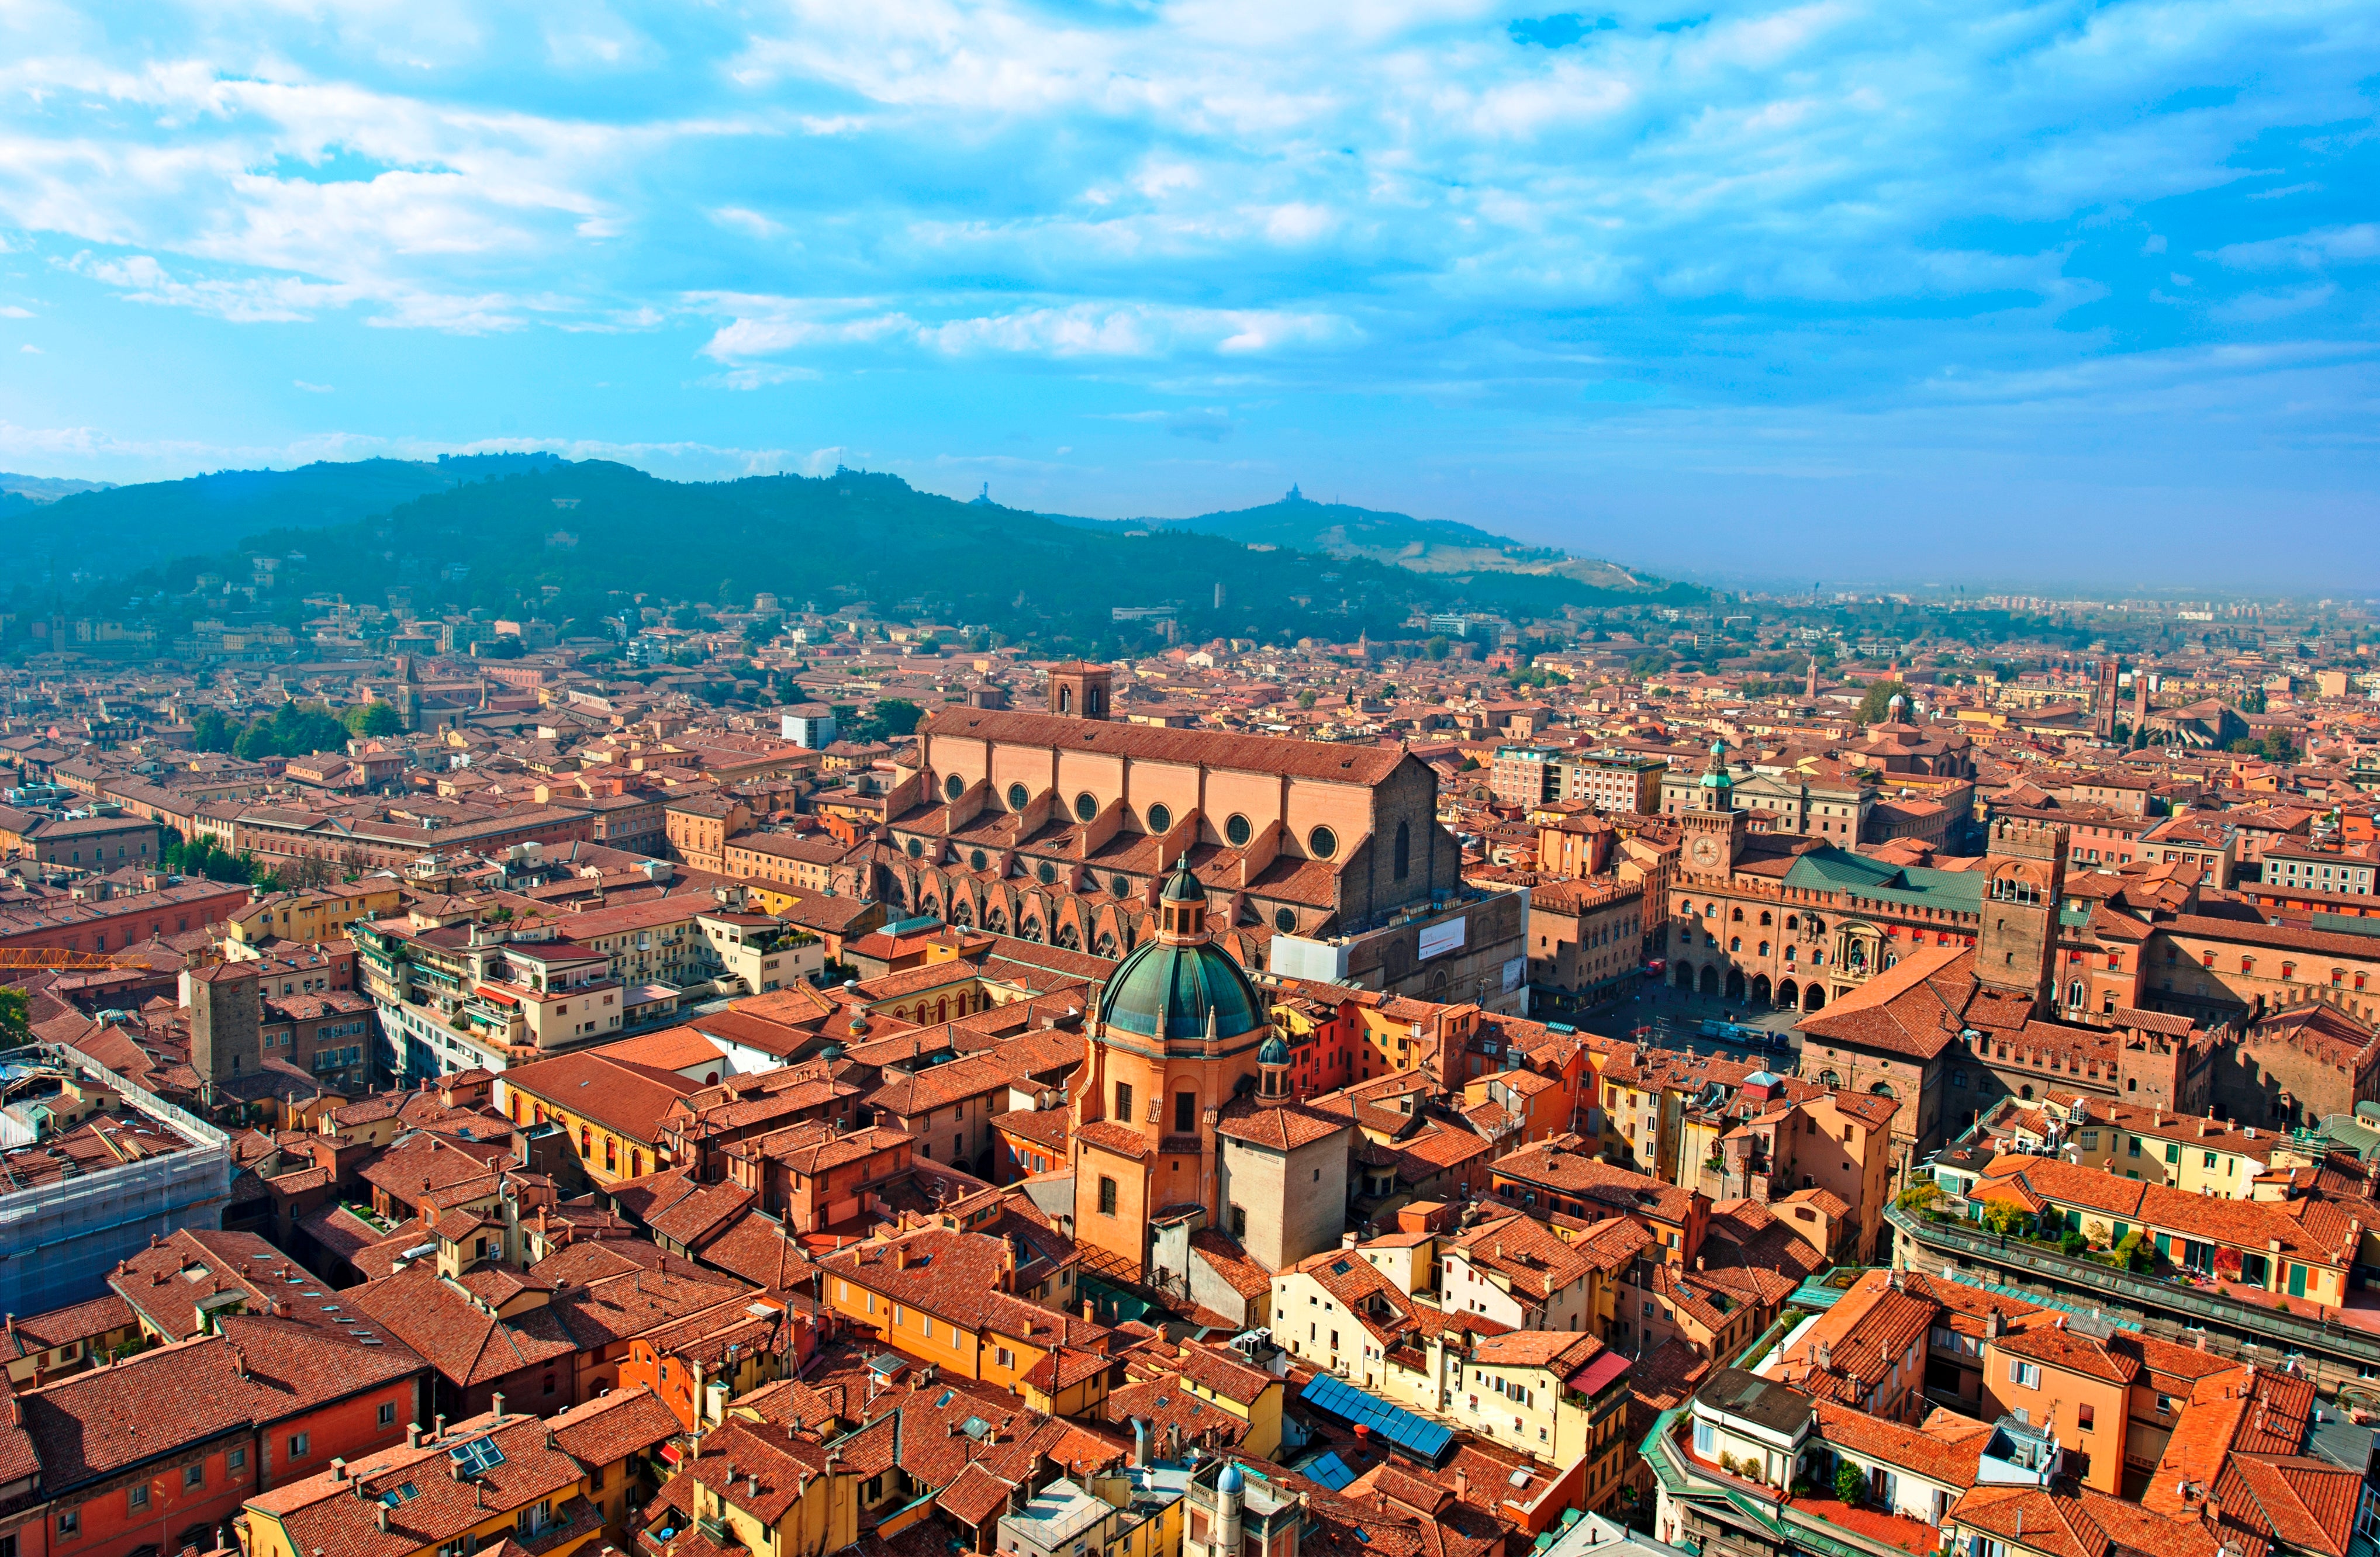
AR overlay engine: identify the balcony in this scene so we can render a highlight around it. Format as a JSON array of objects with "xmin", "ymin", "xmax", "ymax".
[{"xmin": 1887, "ymin": 1203, "xmax": 2380, "ymax": 1371}]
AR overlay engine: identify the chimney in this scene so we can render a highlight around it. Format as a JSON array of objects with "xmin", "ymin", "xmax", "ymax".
[
  {"xmin": 331, "ymin": 1458, "xmax": 347, "ymax": 1482},
  {"xmin": 492, "ymin": 1393, "xmax": 506, "ymax": 1421},
  {"xmin": 376, "ymin": 1507, "xmax": 390, "ymax": 1532},
  {"xmin": 1453, "ymin": 1470, "xmax": 1468, "ymax": 1504},
  {"xmin": 434, "ymin": 1414, "xmax": 447, "ymax": 1440},
  {"xmin": 407, "ymin": 1423, "xmax": 424, "ymax": 1448}
]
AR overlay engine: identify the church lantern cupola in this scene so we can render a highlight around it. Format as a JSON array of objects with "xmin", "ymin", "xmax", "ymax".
[{"xmin": 1256, "ymin": 1032, "xmax": 1291, "ymax": 1099}]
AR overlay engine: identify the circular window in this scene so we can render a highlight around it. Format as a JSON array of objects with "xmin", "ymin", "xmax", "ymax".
[
  {"xmin": 969, "ymin": 849, "xmax": 988, "ymax": 871},
  {"xmin": 1275, "ymin": 908, "xmax": 1297, "ymax": 933},
  {"xmin": 1308, "ymin": 826, "xmax": 1338, "ymax": 860},
  {"xmin": 904, "ymin": 837, "xmax": 923, "ymax": 859},
  {"xmin": 1007, "ymin": 783, "xmax": 1030, "ymax": 810},
  {"xmin": 1075, "ymin": 792, "xmax": 1099, "ymax": 822},
  {"xmin": 1225, "ymin": 814, "xmax": 1252, "ymax": 847},
  {"xmin": 1146, "ymin": 802, "xmax": 1173, "ymax": 835},
  {"xmin": 944, "ymin": 774, "xmax": 965, "ymax": 801},
  {"xmin": 1038, "ymin": 860, "xmax": 1058, "ymax": 884},
  {"xmin": 1112, "ymin": 873, "xmax": 1132, "ymax": 897}
]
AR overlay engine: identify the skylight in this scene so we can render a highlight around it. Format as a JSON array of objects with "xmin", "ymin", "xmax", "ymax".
[{"xmin": 448, "ymin": 1437, "xmax": 507, "ymax": 1476}]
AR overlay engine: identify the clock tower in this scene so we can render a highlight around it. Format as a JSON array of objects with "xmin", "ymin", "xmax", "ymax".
[{"xmin": 1680, "ymin": 740, "xmax": 1745, "ymax": 879}]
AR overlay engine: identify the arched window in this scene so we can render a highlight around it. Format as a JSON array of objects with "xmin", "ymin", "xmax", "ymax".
[
  {"xmin": 1147, "ymin": 803, "xmax": 1173, "ymax": 835},
  {"xmin": 1732, "ymin": 907, "xmax": 1745, "ymax": 922},
  {"xmin": 1759, "ymin": 911, "xmax": 1772, "ymax": 926},
  {"xmin": 1008, "ymin": 782, "xmax": 1030, "ymax": 809},
  {"xmin": 1757, "ymin": 942, "xmax": 1770, "ymax": 956},
  {"xmin": 944, "ymin": 773, "xmax": 965, "ymax": 801},
  {"xmin": 1394, "ymin": 820, "xmax": 1411, "ymax": 881},
  {"xmin": 1075, "ymin": 792, "xmax": 1100, "ymax": 822}
]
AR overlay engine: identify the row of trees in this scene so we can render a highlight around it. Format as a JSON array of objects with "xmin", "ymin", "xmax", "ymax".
[
  {"xmin": 158, "ymin": 827, "xmax": 274, "ymax": 887},
  {"xmin": 188, "ymin": 700, "xmax": 402, "ymax": 759}
]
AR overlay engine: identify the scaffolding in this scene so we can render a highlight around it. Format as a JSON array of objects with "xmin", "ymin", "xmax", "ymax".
[{"xmin": 0, "ymin": 1044, "xmax": 233, "ymax": 1310}]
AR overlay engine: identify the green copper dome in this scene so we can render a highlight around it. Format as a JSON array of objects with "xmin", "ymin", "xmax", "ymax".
[
  {"xmin": 1098, "ymin": 936, "xmax": 1267, "ymax": 1041},
  {"xmin": 1258, "ymin": 1032, "xmax": 1290, "ymax": 1065}
]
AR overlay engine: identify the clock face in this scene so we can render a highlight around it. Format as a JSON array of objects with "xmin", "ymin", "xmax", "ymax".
[{"xmin": 1690, "ymin": 836, "xmax": 1721, "ymax": 869}]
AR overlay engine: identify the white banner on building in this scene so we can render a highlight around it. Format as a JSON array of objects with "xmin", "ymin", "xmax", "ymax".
[
  {"xmin": 1417, "ymin": 918, "xmax": 1467, "ymax": 961},
  {"xmin": 1501, "ymin": 956, "xmax": 1526, "ymax": 994}
]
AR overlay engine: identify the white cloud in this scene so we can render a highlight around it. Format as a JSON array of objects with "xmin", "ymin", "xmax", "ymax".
[
  {"xmin": 293, "ymin": 379, "xmax": 333, "ymax": 392},
  {"xmin": 0, "ymin": 0, "xmax": 2370, "ymax": 570},
  {"xmin": 2213, "ymin": 224, "xmax": 2380, "ymax": 270},
  {"xmin": 709, "ymin": 207, "xmax": 785, "ymax": 240},
  {"xmin": 0, "ymin": 305, "xmax": 30, "ymax": 318},
  {"xmin": 19, "ymin": 345, "xmax": 39, "ymax": 354}
]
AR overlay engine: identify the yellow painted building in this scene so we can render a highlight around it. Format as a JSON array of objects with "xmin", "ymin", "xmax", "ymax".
[
  {"xmin": 227, "ymin": 883, "xmax": 402, "ymax": 947},
  {"xmin": 2051, "ymin": 1099, "xmax": 2274, "ymax": 1198},
  {"xmin": 682, "ymin": 1419, "xmax": 862, "ymax": 1557},
  {"xmin": 819, "ymin": 1226, "xmax": 1115, "ymax": 1417},
  {"xmin": 1166, "ymin": 1352, "xmax": 1286, "ymax": 1460}
]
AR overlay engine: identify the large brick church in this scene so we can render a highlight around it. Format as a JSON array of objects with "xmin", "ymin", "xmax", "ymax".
[{"xmin": 875, "ymin": 663, "xmax": 1466, "ymax": 965}]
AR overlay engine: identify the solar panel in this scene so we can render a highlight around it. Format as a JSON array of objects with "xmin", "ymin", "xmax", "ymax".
[
  {"xmin": 1297, "ymin": 1376, "xmax": 1453, "ymax": 1461},
  {"xmin": 1301, "ymin": 1453, "xmax": 1356, "ymax": 1492}
]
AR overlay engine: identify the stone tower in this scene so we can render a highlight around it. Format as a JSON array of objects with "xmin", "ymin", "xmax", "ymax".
[
  {"xmin": 1679, "ymin": 740, "xmax": 1746, "ymax": 879},
  {"xmin": 189, "ymin": 961, "xmax": 262, "ymax": 1091},
  {"xmin": 1977, "ymin": 819, "xmax": 2068, "ymax": 1015},
  {"xmin": 1048, "ymin": 660, "xmax": 1113, "ymax": 720}
]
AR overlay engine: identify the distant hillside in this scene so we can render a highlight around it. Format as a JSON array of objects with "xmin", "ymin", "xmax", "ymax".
[
  {"xmin": 1061, "ymin": 486, "xmax": 1663, "ymax": 594},
  {"xmin": 21, "ymin": 454, "xmax": 560, "ymax": 571},
  {"xmin": 19, "ymin": 458, "xmax": 1702, "ymax": 648},
  {"xmin": 0, "ymin": 472, "xmax": 113, "ymax": 501}
]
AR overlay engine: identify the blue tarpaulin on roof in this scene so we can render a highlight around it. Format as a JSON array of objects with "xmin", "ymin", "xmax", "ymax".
[{"xmin": 1298, "ymin": 1374, "xmax": 1455, "ymax": 1461}]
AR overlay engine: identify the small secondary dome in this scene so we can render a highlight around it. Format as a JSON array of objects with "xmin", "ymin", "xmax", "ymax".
[
  {"xmin": 1218, "ymin": 1462, "xmax": 1245, "ymax": 1494},
  {"xmin": 1258, "ymin": 1033, "xmax": 1290, "ymax": 1066}
]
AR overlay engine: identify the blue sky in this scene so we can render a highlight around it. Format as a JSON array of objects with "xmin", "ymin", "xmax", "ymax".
[{"xmin": 0, "ymin": 1, "xmax": 2374, "ymax": 592}]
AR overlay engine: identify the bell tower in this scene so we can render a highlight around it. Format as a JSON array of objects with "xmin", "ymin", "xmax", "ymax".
[
  {"xmin": 1049, "ymin": 661, "xmax": 1113, "ymax": 720},
  {"xmin": 1977, "ymin": 819, "xmax": 2068, "ymax": 1014},
  {"xmin": 1680, "ymin": 740, "xmax": 1746, "ymax": 878}
]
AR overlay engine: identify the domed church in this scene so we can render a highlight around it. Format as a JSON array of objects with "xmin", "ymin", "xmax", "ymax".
[{"xmin": 1070, "ymin": 855, "xmax": 1293, "ymax": 1276}]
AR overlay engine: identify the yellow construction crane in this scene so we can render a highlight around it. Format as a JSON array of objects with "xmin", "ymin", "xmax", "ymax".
[{"xmin": 0, "ymin": 948, "xmax": 146, "ymax": 971}]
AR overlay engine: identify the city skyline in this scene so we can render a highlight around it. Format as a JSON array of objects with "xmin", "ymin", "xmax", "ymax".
[{"xmin": 0, "ymin": 1, "xmax": 2374, "ymax": 592}]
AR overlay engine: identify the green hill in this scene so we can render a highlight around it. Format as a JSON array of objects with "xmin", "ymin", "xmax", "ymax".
[
  {"xmin": 25, "ymin": 459, "xmax": 1702, "ymax": 651},
  {"xmin": 1065, "ymin": 485, "xmax": 1662, "ymax": 593},
  {"xmin": 22, "ymin": 454, "xmax": 558, "ymax": 572}
]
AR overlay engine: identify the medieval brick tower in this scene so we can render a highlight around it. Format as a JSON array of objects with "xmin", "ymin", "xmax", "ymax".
[
  {"xmin": 1048, "ymin": 661, "xmax": 1113, "ymax": 720},
  {"xmin": 189, "ymin": 961, "xmax": 262, "ymax": 1091},
  {"xmin": 1977, "ymin": 819, "xmax": 2068, "ymax": 1015}
]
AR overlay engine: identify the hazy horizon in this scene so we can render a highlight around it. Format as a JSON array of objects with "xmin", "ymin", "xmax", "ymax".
[{"xmin": 1, "ymin": 1, "xmax": 2374, "ymax": 593}]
